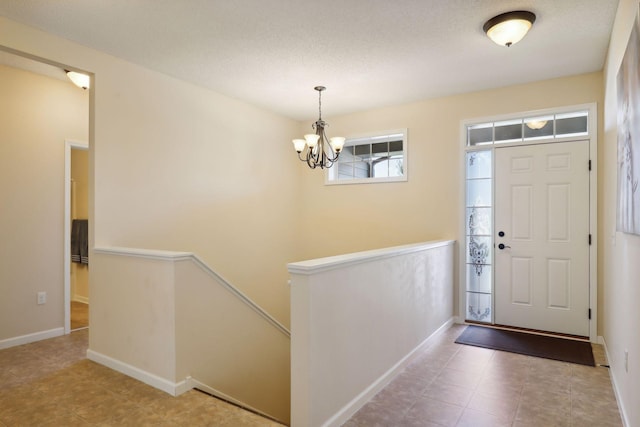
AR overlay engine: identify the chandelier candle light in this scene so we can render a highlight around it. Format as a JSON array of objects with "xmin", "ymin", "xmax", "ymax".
[{"xmin": 293, "ymin": 86, "xmax": 345, "ymax": 169}]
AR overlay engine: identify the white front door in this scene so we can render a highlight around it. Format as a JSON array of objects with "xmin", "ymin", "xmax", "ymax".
[{"xmin": 494, "ymin": 141, "xmax": 590, "ymax": 336}]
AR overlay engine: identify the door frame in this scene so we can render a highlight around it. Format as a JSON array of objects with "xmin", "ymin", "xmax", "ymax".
[
  {"xmin": 458, "ymin": 102, "xmax": 598, "ymax": 342},
  {"xmin": 64, "ymin": 139, "xmax": 89, "ymax": 334}
]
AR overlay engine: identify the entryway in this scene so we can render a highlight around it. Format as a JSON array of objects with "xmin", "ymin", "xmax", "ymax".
[
  {"xmin": 494, "ymin": 140, "xmax": 590, "ymax": 336},
  {"xmin": 462, "ymin": 105, "xmax": 597, "ymax": 340}
]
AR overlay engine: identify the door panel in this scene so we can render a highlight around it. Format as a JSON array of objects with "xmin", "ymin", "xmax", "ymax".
[{"xmin": 494, "ymin": 141, "xmax": 590, "ymax": 336}]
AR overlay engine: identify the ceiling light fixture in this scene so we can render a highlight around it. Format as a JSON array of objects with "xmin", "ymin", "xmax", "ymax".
[
  {"xmin": 526, "ymin": 120, "xmax": 548, "ymax": 130},
  {"xmin": 293, "ymin": 86, "xmax": 345, "ymax": 170},
  {"xmin": 483, "ymin": 11, "xmax": 536, "ymax": 47},
  {"xmin": 65, "ymin": 70, "xmax": 90, "ymax": 89}
]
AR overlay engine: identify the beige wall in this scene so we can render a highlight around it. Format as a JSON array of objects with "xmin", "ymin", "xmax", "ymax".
[
  {"xmin": 92, "ymin": 65, "xmax": 301, "ymax": 326},
  {"xmin": 602, "ymin": 0, "xmax": 640, "ymax": 425},
  {"xmin": 71, "ymin": 148, "xmax": 89, "ymax": 301},
  {"xmin": 298, "ymin": 72, "xmax": 604, "ymax": 331},
  {"xmin": 0, "ymin": 64, "xmax": 88, "ymax": 341},
  {"xmin": 298, "ymin": 72, "xmax": 603, "ymax": 261},
  {"xmin": 1, "ymin": 17, "xmax": 301, "ymax": 330}
]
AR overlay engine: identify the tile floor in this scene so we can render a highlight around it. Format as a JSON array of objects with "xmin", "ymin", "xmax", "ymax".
[
  {"xmin": 0, "ymin": 325, "xmax": 623, "ymax": 426},
  {"xmin": 0, "ymin": 329, "xmax": 282, "ymax": 426},
  {"xmin": 344, "ymin": 324, "xmax": 623, "ymax": 427}
]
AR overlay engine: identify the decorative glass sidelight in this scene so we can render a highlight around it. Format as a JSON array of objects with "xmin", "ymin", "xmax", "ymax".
[
  {"xmin": 465, "ymin": 150, "xmax": 493, "ymax": 323},
  {"xmin": 467, "ymin": 292, "xmax": 492, "ymax": 322}
]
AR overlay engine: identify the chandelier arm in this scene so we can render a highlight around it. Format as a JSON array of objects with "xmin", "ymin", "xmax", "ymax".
[
  {"xmin": 306, "ymin": 146, "xmax": 319, "ymax": 169},
  {"xmin": 321, "ymin": 128, "xmax": 340, "ymax": 162}
]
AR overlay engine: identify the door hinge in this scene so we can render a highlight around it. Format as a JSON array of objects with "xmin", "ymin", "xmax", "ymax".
[
  {"xmin": 589, "ymin": 308, "xmax": 592, "ymax": 319},
  {"xmin": 589, "ymin": 160, "xmax": 592, "ymax": 171},
  {"xmin": 589, "ymin": 234, "xmax": 592, "ymax": 245}
]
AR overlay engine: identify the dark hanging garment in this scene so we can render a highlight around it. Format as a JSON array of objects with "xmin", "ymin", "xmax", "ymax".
[{"xmin": 71, "ymin": 219, "xmax": 89, "ymax": 265}]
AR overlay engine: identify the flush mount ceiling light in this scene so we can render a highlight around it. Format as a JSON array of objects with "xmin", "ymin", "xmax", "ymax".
[
  {"xmin": 65, "ymin": 70, "xmax": 90, "ymax": 89},
  {"xmin": 292, "ymin": 86, "xmax": 345, "ymax": 170},
  {"xmin": 526, "ymin": 120, "xmax": 548, "ymax": 129},
  {"xmin": 483, "ymin": 11, "xmax": 536, "ymax": 47}
]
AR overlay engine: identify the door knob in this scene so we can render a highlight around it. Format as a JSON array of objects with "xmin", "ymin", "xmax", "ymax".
[
  {"xmin": 498, "ymin": 231, "xmax": 505, "ymax": 237},
  {"xmin": 498, "ymin": 243, "xmax": 511, "ymax": 250}
]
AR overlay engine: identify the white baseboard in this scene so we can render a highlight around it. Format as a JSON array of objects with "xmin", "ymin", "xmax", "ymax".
[
  {"xmin": 0, "ymin": 327, "xmax": 65, "ymax": 350},
  {"xmin": 86, "ymin": 349, "xmax": 190, "ymax": 397},
  {"xmin": 323, "ymin": 317, "xmax": 456, "ymax": 427},
  {"xmin": 72, "ymin": 295, "xmax": 89, "ymax": 304},
  {"xmin": 600, "ymin": 337, "xmax": 629, "ymax": 427}
]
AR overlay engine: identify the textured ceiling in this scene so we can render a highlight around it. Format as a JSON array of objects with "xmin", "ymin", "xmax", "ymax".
[{"xmin": 0, "ymin": 0, "xmax": 620, "ymax": 121}]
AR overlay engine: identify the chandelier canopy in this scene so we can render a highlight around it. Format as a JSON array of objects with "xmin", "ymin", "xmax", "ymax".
[{"xmin": 292, "ymin": 86, "xmax": 345, "ymax": 169}]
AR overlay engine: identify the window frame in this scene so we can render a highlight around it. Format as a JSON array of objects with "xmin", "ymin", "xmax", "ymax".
[
  {"xmin": 465, "ymin": 108, "xmax": 589, "ymax": 147},
  {"xmin": 325, "ymin": 128, "xmax": 408, "ymax": 185}
]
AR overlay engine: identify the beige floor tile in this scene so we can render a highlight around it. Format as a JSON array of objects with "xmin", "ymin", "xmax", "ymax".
[
  {"xmin": 434, "ymin": 366, "xmax": 482, "ymax": 389},
  {"xmin": 514, "ymin": 401, "xmax": 571, "ymax": 427},
  {"xmin": 520, "ymin": 383, "xmax": 571, "ymax": 414},
  {"xmin": 456, "ymin": 407, "xmax": 511, "ymax": 427},
  {"xmin": 370, "ymin": 386, "xmax": 419, "ymax": 413},
  {"xmin": 421, "ymin": 379, "xmax": 474, "ymax": 407},
  {"xmin": 403, "ymin": 396, "xmax": 463, "ymax": 427},
  {"xmin": 467, "ymin": 390, "xmax": 519, "ymax": 422},
  {"xmin": 348, "ymin": 401, "xmax": 406, "ymax": 427},
  {"xmin": 0, "ymin": 331, "xmax": 282, "ymax": 427},
  {"xmin": 343, "ymin": 324, "xmax": 622, "ymax": 427}
]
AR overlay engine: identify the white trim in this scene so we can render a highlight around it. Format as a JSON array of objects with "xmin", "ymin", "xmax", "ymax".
[
  {"xmin": 601, "ymin": 337, "xmax": 630, "ymax": 427},
  {"xmin": 86, "ymin": 349, "xmax": 191, "ymax": 397},
  {"xmin": 463, "ymin": 103, "xmax": 595, "ymax": 130},
  {"xmin": 587, "ymin": 103, "xmax": 598, "ymax": 343},
  {"xmin": 64, "ymin": 140, "xmax": 89, "ymax": 335},
  {"xmin": 93, "ymin": 246, "xmax": 193, "ymax": 261},
  {"xmin": 287, "ymin": 240, "xmax": 454, "ymax": 275},
  {"xmin": 93, "ymin": 246, "xmax": 291, "ymax": 338},
  {"xmin": 0, "ymin": 327, "xmax": 64, "ymax": 350},
  {"xmin": 459, "ymin": 103, "xmax": 598, "ymax": 342},
  {"xmin": 321, "ymin": 317, "xmax": 456, "ymax": 427}
]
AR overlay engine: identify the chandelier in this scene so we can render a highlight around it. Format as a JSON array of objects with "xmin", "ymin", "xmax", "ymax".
[{"xmin": 292, "ymin": 86, "xmax": 345, "ymax": 169}]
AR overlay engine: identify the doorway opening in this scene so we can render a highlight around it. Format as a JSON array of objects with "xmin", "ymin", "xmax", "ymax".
[
  {"xmin": 461, "ymin": 103, "xmax": 598, "ymax": 342},
  {"xmin": 65, "ymin": 141, "xmax": 89, "ymax": 333}
]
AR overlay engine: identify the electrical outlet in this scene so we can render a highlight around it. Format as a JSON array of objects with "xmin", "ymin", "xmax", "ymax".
[
  {"xmin": 625, "ymin": 349, "xmax": 628, "ymax": 372},
  {"xmin": 37, "ymin": 291, "xmax": 46, "ymax": 305}
]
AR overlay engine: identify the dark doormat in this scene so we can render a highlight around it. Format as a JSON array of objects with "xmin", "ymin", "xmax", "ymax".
[{"xmin": 455, "ymin": 325, "xmax": 595, "ymax": 366}]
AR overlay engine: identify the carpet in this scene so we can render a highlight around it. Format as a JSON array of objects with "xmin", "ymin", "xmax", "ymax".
[{"xmin": 455, "ymin": 325, "xmax": 595, "ymax": 366}]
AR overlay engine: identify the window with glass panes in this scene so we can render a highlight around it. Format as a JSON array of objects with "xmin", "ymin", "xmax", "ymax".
[{"xmin": 327, "ymin": 130, "xmax": 407, "ymax": 184}]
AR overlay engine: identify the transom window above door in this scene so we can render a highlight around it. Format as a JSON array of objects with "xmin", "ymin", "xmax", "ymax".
[{"xmin": 467, "ymin": 110, "xmax": 589, "ymax": 146}]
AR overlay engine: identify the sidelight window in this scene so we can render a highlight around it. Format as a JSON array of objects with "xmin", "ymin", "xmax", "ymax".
[{"xmin": 465, "ymin": 150, "xmax": 493, "ymax": 323}]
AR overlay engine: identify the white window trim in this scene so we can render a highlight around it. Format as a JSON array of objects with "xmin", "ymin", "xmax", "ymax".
[{"xmin": 324, "ymin": 128, "xmax": 408, "ymax": 185}]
